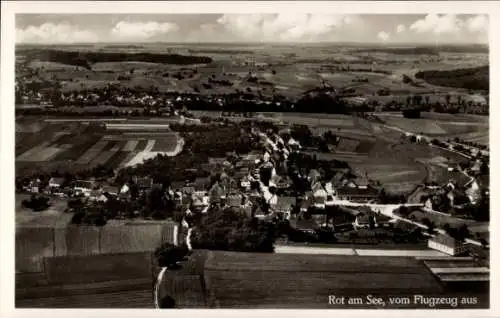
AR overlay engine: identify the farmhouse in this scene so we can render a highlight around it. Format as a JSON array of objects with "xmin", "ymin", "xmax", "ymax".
[
  {"xmin": 48, "ymin": 177, "xmax": 64, "ymax": 190},
  {"xmin": 73, "ymin": 180, "xmax": 94, "ymax": 197},
  {"xmin": 290, "ymin": 217, "xmax": 319, "ymax": 235},
  {"xmin": 102, "ymin": 185, "xmax": 119, "ymax": 196},
  {"xmin": 428, "ymin": 234, "xmax": 467, "ymax": 256},
  {"xmin": 353, "ymin": 212, "xmax": 374, "ymax": 229},
  {"xmin": 208, "ymin": 182, "xmax": 225, "ymax": 203},
  {"xmin": 311, "ymin": 182, "xmax": 327, "ymax": 209},
  {"xmin": 336, "ymin": 186, "xmax": 378, "ymax": 203},
  {"xmin": 134, "ymin": 177, "xmax": 153, "ymax": 190},
  {"xmin": 446, "ymin": 189, "xmax": 469, "ymax": 208},
  {"xmin": 271, "ymin": 196, "xmax": 296, "ymax": 216}
]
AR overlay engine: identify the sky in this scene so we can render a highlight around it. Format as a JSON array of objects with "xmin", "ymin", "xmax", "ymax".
[{"xmin": 16, "ymin": 14, "xmax": 489, "ymax": 44}]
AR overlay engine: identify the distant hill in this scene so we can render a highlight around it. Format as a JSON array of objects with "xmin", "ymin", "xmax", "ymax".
[
  {"xmin": 19, "ymin": 49, "xmax": 213, "ymax": 70},
  {"xmin": 415, "ymin": 65, "xmax": 489, "ymax": 91},
  {"xmin": 354, "ymin": 44, "xmax": 488, "ymax": 55}
]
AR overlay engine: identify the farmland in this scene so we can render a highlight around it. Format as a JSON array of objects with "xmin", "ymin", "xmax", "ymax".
[
  {"xmin": 374, "ymin": 112, "xmax": 489, "ymax": 145},
  {"xmin": 16, "ymin": 193, "xmax": 177, "ymax": 272},
  {"xmin": 15, "ymin": 118, "xmax": 184, "ymax": 175},
  {"xmin": 17, "ymin": 43, "xmax": 489, "ymax": 104}
]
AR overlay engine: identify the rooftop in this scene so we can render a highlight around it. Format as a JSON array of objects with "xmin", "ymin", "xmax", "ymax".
[
  {"xmin": 429, "ymin": 234, "xmax": 463, "ymax": 248},
  {"xmin": 337, "ymin": 186, "xmax": 379, "ymax": 197}
]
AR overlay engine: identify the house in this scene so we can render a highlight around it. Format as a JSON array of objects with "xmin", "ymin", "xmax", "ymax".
[
  {"xmin": 208, "ymin": 182, "xmax": 225, "ymax": 203},
  {"xmin": 428, "ymin": 234, "xmax": 467, "ymax": 256},
  {"xmin": 354, "ymin": 177, "xmax": 370, "ymax": 189},
  {"xmin": 424, "ymin": 194, "xmax": 451, "ymax": 213},
  {"xmin": 134, "ymin": 177, "xmax": 153, "ymax": 190},
  {"xmin": 192, "ymin": 191, "xmax": 209, "ymax": 209},
  {"xmin": 465, "ymin": 174, "xmax": 489, "ymax": 204},
  {"xmin": 26, "ymin": 179, "xmax": 42, "ymax": 193},
  {"xmin": 119, "ymin": 183, "xmax": 130, "ymax": 194},
  {"xmin": 353, "ymin": 213, "xmax": 375, "ymax": 229},
  {"xmin": 181, "ymin": 186, "xmax": 196, "ymax": 196},
  {"xmin": 446, "ymin": 189, "xmax": 469, "ymax": 208},
  {"xmin": 263, "ymin": 190, "xmax": 278, "ymax": 206},
  {"xmin": 300, "ymin": 200, "xmax": 311, "ymax": 213},
  {"xmin": 226, "ymin": 193, "xmax": 244, "ymax": 208},
  {"xmin": 308, "ymin": 169, "xmax": 321, "ymax": 183},
  {"xmin": 290, "ymin": 217, "xmax": 319, "ymax": 235},
  {"xmin": 73, "ymin": 180, "xmax": 94, "ymax": 197},
  {"xmin": 330, "ymin": 171, "xmax": 347, "ymax": 188},
  {"xmin": 470, "ymin": 160, "xmax": 482, "ymax": 173},
  {"xmin": 170, "ymin": 181, "xmax": 185, "ymax": 192},
  {"xmin": 219, "ymin": 177, "xmax": 237, "ymax": 195},
  {"xmin": 102, "ymin": 185, "xmax": 119, "ymax": 196},
  {"xmin": 271, "ymin": 196, "xmax": 296, "ymax": 216},
  {"xmin": 89, "ymin": 192, "xmax": 108, "ymax": 203},
  {"xmin": 48, "ymin": 177, "xmax": 64, "ymax": 190},
  {"xmin": 336, "ymin": 186, "xmax": 379, "ymax": 203}
]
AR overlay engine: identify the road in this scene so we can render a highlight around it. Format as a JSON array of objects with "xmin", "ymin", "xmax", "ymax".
[{"xmin": 275, "ymin": 245, "xmax": 446, "ymax": 257}]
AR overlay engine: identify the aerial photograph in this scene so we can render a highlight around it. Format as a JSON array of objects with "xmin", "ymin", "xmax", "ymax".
[{"xmin": 14, "ymin": 13, "xmax": 489, "ymax": 309}]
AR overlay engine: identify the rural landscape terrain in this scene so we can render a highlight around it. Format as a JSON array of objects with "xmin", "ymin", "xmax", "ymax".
[{"xmin": 15, "ymin": 14, "xmax": 490, "ymax": 310}]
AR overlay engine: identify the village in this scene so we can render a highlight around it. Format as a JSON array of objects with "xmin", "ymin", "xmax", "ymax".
[{"xmin": 17, "ymin": 116, "xmax": 489, "ymax": 260}]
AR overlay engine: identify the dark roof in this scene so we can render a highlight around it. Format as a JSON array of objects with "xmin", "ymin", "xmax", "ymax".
[
  {"xmin": 476, "ymin": 174, "xmax": 489, "ymax": 188},
  {"xmin": 74, "ymin": 180, "xmax": 93, "ymax": 189},
  {"xmin": 290, "ymin": 218, "xmax": 319, "ymax": 230},
  {"xmin": 135, "ymin": 177, "xmax": 153, "ymax": 188},
  {"xmin": 375, "ymin": 212, "xmax": 392, "ymax": 223},
  {"xmin": 182, "ymin": 186, "xmax": 195, "ymax": 195},
  {"xmin": 430, "ymin": 234, "xmax": 462, "ymax": 248},
  {"xmin": 156, "ymin": 250, "xmax": 445, "ymax": 308},
  {"xmin": 226, "ymin": 194, "xmax": 243, "ymax": 207},
  {"xmin": 102, "ymin": 185, "xmax": 119, "ymax": 194},
  {"xmin": 273, "ymin": 196, "xmax": 296, "ymax": 211},
  {"xmin": 193, "ymin": 177, "xmax": 211, "ymax": 190},
  {"xmin": 171, "ymin": 181, "xmax": 185, "ymax": 191},
  {"xmin": 337, "ymin": 186, "xmax": 378, "ymax": 197},
  {"xmin": 355, "ymin": 213, "xmax": 373, "ymax": 225},
  {"xmin": 49, "ymin": 177, "xmax": 64, "ymax": 185},
  {"xmin": 208, "ymin": 183, "xmax": 225, "ymax": 199}
]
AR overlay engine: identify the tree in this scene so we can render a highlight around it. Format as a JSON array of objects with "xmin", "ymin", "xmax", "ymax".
[
  {"xmin": 456, "ymin": 224, "xmax": 470, "ymax": 242},
  {"xmin": 445, "ymin": 94, "xmax": 451, "ymax": 105},
  {"xmin": 191, "ymin": 207, "xmax": 275, "ymax": 253},
  {"xmin": 425, "ymin": 96, "xmax": 430, "ymax": 105},
  {"xmin": 154, "ymin": 243, "xmax": 189, "ymax": 268},
  {"xmin": 22, "ymin": 195, "xmax": 50, "ymax": 212},
  {"xmin": 421, "ymin": 217, "xmax": 435, "ymax": 234}
]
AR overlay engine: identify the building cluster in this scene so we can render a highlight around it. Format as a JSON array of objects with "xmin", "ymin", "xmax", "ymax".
[{"xmin": 421, "ymin": 174, "xmax": 489, "ymax": 213}]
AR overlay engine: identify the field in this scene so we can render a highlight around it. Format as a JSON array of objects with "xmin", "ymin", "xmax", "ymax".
[
  {"xmin": 194, "ymin": 250, "xmax": 445, "ymax": 308},
  {"xmin": 281, "ymin": 110, "xmax": 485, "ymax": 195},
  {"xmin": 16, "ymin": 193, "xmax": 177, "ymax": 273},
  {"xmin": 18, "ymin": 43, "xmax": 489, "ymax": 101},
  {"xmin": 15, "ymin": 118, "xmax": 184, "ymax": 175},
  {"xmin": 375, "ymin": 112, "xmax": 489, "ymax": 145}
]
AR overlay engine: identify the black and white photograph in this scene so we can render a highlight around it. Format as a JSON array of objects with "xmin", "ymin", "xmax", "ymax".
[{"xmin": 1, "ymin": 1, "xmax": 496, "ymax": 314}]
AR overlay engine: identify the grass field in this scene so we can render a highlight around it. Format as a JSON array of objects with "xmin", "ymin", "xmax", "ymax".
[
  {"xmin": 16, "ymin": 192, "xmax": 178, "ymax": 273},
  {"xmin": 16, "ymin": 120, "xmax": 183, "ymax": 173},
  {"xmin": 200, "ymin": 250, "xmax": 445, "ymax": 308},
  {"xmin": 375, "ymin": 112, "xmax": 489, "ymax": 140}
]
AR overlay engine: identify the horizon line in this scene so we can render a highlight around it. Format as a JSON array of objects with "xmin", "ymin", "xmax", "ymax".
[{"xmin": 15, "ymin": 41, "xmax": 489, "ymax": 46}]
